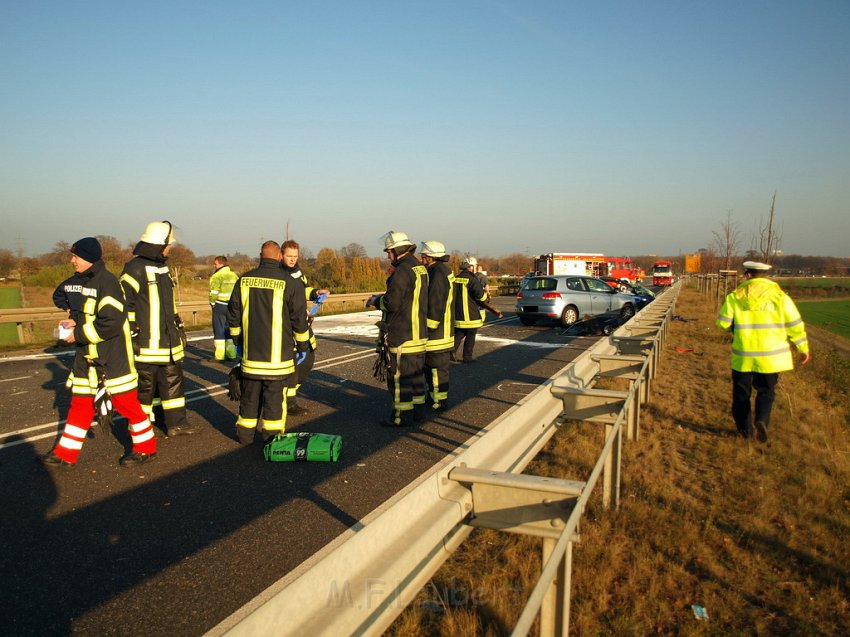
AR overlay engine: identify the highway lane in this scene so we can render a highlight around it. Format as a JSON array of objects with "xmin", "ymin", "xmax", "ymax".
[{"xmin": 0, "ymin": 297, "xmax": 606, "ymax": 636}]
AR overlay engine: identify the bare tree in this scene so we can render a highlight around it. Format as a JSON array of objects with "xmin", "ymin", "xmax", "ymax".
[
  {"xmin": 339, "ymin": 243, "xmax": 367, "ymax": 261},
  {"xmin": 754, "ymin": 191, "xmax": 783, "ymax": 264},
  {"xmin": 0, "ymin": 248, "xmax": 15, "ymax": 278},
  {"xmin": 711, "ymin": 209, "xmax": 742, "ymax": 270}
]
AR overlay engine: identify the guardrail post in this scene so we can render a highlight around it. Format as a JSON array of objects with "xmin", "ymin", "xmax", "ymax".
[
  {"xmin": 602, "ymin": 422, "xmax": 622, "ymax": 510},
  {"xmin": 540, "ymin": 536, "xmax": 571, "ymax": 637},
  {"xmin": 610, "ymin": 335, "xmax": 658, "ymax": 379},
  {"xmin": 592, "ymin": 354, "xmax": 650, "ymax": 408},
  {"xmin": 549, "ymin": 385, "xmax": 628, "ymax": 510},
  {"xmin": 448, "ymin": 467, "xmax": 583, "ymax": 635}
]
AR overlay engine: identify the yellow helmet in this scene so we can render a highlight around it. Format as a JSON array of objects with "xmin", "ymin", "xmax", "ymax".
[
  {"xmin": 419, "ymin": 240, "xmax": 446, "ymax": 258},
  {"xmin": 380, "ymin": 230, "xmax": 413, "ymax": 252}
]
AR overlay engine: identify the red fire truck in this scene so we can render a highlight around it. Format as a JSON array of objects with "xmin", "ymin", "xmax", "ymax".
[
  {"xmin": 606, "ymin": 257, "xmax": 639, "ymax": 282},
  {"xmin": 652, "ymin": 261, "xmax": 674, "ymax": 286},
  {"xmin": 533, "ymin": 253, "xmax": 606, "ymax": 277}
]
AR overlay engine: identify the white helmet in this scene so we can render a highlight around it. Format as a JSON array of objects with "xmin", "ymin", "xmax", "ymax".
[
  {"xmin": 380, "ymin": 230, "xmax": 413, "ymax": 252},
  {"xmin": 461, "ymin": 256, "xmax": 478, "ymax": 269},
  {"xmin": 419, "ymin": 240, "xmax": 446, "ymax": 258},
  {"xmin": 140, "ymin": 221, "xmax": 177, "ymax": 245}
]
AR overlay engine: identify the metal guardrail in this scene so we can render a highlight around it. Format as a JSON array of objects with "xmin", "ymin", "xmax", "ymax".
[
  {"xmin": 0, "ymin": 293, "xmax": 377, "ymax": 345},
  {"xmin": 209, "ymin": 283, "xmax": 681, "ymax": 637},
  {"xmin": 0, "ymin": 286, "xmax": 520, "ymax": 345}
]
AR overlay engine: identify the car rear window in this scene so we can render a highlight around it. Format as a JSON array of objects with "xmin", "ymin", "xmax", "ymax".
[{"xmin": 525, "ymin": 277, "xmax": 558, "ymax": 291}]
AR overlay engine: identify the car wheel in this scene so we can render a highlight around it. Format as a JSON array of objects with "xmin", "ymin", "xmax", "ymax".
[
  {"xmin": 519, "ymin": 315, "xmax": 536, "ymax": 326},
  {"xmin": 620, "ymin": 303, "xmax": 635, "ymax": 320},
  {"xmin": 560, "ymin": 305, "xmax": 579, "ymax": 326}
]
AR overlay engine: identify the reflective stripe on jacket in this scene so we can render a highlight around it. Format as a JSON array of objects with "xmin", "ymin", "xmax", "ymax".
[
  {"xmin": 425, "ymin": 260, "xmax": 454, "ymax": 351},
  {"xmin": 68, "ymin": 260, "xmax": 138, "ymax": 396},
  {"xmin": 227, "ymin": 258, "xmax": 310, "ymax": 378},
  {"xmin": 716, "ymin": 277, "xmax": 809, "ymax": 373},
  {"xmin": 121, "ymin": 254, "xmax": 184, "ymax": 364},
  {"xmin": 453, "ymin": 269, "xmax": 488, "ymax": 329},
  {"xmin": 209, "ymin": 265, "xmax": 239, "ymax": 305},
  {"xmin": 375, "ymin": 252, "xmax": 429, "ymax": 354}
]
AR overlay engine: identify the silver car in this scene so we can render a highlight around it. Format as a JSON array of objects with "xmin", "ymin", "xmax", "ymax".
[{"xmin": 516, "ymin": 275, "xmax": 637, "ymax": 326}]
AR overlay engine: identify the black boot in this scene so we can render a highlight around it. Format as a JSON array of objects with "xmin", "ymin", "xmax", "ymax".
[
  {"xmin": 42, "ymin": 452, "xmax": 75, "ymax": 469},
  {"xmin": 235, "ymin": 425, "xmax": 255, "ymax": 445},
  {"xmin": 287, "ymin": 400, "xmax": 308, "ymax": 416},
  {"xmin": 167, "ymin": 421, "xmax": 198, "ymax": 437},
  {"xmin": 119, "ymin": 451, "xmax": 157, "ymax": 467}
]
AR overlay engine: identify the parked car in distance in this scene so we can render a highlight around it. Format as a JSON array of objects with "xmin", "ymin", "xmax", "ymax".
[{"xmin": 516, "ymin": 275, "xmax": 637, "ymax": 326}]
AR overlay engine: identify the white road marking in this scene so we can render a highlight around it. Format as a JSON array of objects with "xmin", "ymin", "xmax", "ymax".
[
  {"xmin": 0, "ymin": 376, "xmax": 31, "ymax": 383},
  {"xmin": 0, "ymin": 349, "xmax": 377, "ymax": 452},
  {"xmin": 1, "ymin": 312, "xmax": 584, "ymax": 451}
]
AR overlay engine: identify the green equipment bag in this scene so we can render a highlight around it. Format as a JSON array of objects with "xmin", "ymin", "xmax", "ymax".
[{"xmin": 263, "ymin": 432, "xmax": 342, "ymax": 463}]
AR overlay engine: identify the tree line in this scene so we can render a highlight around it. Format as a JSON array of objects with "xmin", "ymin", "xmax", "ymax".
[{"xmin": 1, "ymin": 238, "xmax": 846, "ymax": 295}]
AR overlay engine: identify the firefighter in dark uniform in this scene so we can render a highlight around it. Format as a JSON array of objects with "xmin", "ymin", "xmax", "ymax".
[
  {"xmin": 419, "ymin": 240, "xmax": 454, "ymax": 410},
  {"xmin": 280, "ymin": 239, "xmax": 330, "ymax": 416},
  {"xmin": 44, "ymin": 237, "xmax": 157, "ymax": 468},
  {"xmin": 120, "ymin": 221, "xmax": 196, "ymax": 437},
  {"xmin": 452, "ymin": 256, "xmax": 489, "ymax": 363},
  {"xmin": 366, "ymin": 231, "xmax": 429, "ymax": 426},
  {"xmin": 227, "ymin": 241, "xmax": 310, "ymax": 444}
]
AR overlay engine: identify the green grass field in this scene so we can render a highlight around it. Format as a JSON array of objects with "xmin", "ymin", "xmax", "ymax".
[
  {"xmin": 797, "ymin": 299, "xmax": 850, "ymax": 340},
  {"xmin": 0, "ymin": 286, "xmax": 23, "ymax": 346}
]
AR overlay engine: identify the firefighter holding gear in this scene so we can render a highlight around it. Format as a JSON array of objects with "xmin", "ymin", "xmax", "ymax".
[
  {"xmin": 227, "ymin": 241, "xmax": 310, "ymax": 444},
  {"xmin": 209, "ymin": 255, "xmax": 239, "ymax": 361},
  {"xmin": 121, "ymin": 221, "xmax": 196, "ymax": 437},
  {"xmin": 716, "ymin": 261, "xmax": 811, "ymax": 442},
  {"xmin": 44, "ymin": 237, "xmax": 157, "ymax": 468},
  {"xmin": 366, "ymin": 231, "xmax": 429, "ymax": 426},
  {"xmin": 419, "ymin": 240, "xmax": 454, "ymax": 411},
  {"xmin": 280, "ymin": 239, "xmax": 330, "ymax": 416},
  {"xmin": 452, "ymin": 257, "xmax": 490, "ymax": 363}
]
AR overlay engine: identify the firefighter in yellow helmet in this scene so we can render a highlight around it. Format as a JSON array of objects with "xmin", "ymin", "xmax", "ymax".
[
  {"xmin": 419, "ymin": 240, "xmax": 454, "ymax": 410},
  {"xmin": 716, "ymin": 261, "xmax": 811, "ymax": 442},
  {"xmin": 366, "ymin": 231, "xmax": 429, "ymax": 426},
  {"xmin": 452, "ymin": 256, "xmax": 489, "ymax": 363},
  {"xmin": 120, "ymin": 221, "xmax": 197, "ymax": 437}
]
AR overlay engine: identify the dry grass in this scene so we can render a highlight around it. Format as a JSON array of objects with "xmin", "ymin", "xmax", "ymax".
[{"xmin": 387, "ymin": 285, "xmax": 850, "ymax": 636}]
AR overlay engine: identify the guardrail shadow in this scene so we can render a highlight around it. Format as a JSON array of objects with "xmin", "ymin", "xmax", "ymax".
[{"xmin": 0, "ymin": 305, "xmax": 600, "ymax": 635}]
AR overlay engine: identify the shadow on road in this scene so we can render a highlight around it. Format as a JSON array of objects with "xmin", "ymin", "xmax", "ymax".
[{"xmin": 2, "ymin": 308, "xmax": 583, "ymax": 635}]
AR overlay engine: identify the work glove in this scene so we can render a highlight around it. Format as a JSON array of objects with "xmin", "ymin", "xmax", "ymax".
[
  {"xmin": 175, "ymin": 315, "xmax": 187, "ymax": 348},
  {"xmin": 308, "ymin": 292, "xmax": 328, "ymax": 317},
  {"xmin": 130, "ymin": 325, "xmax": 141, "ymax": 356},
  {"xmin": 295, "ymin": 351, "xmax": 308, "ymax": 366},
  {"xmin": 227, "ymin": 364, "xmax": 242, "ymax": 402},
  {"xmin": 94, "ymin": 375, "xmax": 114, "ymax": 428}
]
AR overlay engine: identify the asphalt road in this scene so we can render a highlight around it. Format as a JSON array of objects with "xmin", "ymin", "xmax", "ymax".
[{"xmin": 0, "ymin": 297, "xmax": 607, "ymax": 636}]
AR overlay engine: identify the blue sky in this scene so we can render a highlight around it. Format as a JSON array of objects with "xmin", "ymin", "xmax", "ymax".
[{"xmin": 2, "ymin": 1, "xmax": 848, "ymax": 259}]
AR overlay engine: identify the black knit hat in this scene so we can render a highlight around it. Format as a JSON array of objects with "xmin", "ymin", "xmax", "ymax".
[{"xmin": 70, "ymin": 237, "xmax": 102, "ymax": 263}]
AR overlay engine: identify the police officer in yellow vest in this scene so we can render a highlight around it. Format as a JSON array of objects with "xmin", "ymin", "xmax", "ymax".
[
  {"xmin": 716, "ymin": 261, "xmax": 811, "ymax": 441},
  {"xmin": 209, "ymin": 256, "xmax": 239, "ymax": 361}
]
